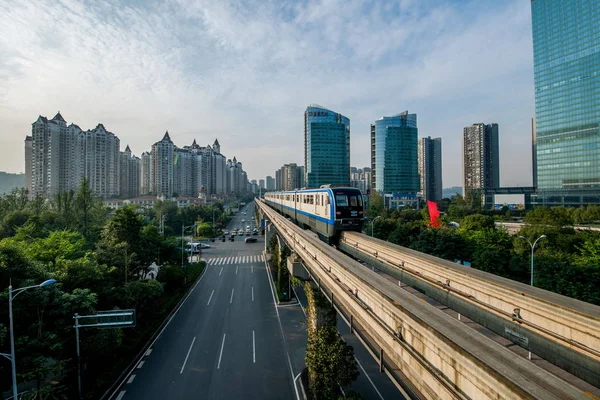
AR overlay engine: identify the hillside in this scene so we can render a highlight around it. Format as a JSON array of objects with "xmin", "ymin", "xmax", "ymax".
[{"xmin": 0, "ymin": 172, "xmax": 25, "ymax": 194}]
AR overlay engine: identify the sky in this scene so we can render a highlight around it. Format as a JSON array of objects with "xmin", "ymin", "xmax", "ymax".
[{"xmin": 0, "ymin": 0, "xmax": 535, "ymax": 188}]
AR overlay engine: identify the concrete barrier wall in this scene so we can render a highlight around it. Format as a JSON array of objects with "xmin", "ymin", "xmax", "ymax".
[{"xmin": 339, "ymin": 242, "xmax": 600, "ymax": 387}]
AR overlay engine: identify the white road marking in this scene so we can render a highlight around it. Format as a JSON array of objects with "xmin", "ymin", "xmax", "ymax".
[
  {"xmin": 252, "ymin": 287, "xmax": 254, "ymax": 302},
  {"xmin": 127, "ymin": 374, "xmax": 136, "ymax": 384},
  {"xmin": 356, "ymin": 356, "xmax": 385, "ymax": 400},
  {"xmin": 108, "ymin": 264, "xmax": 210, "ymax": 400},
  {"xmin": 264, "ymin": 253, "xmax": 300, "ymax": 400},
  {"xmin": 219, "ymin": 267, "xmax": 223, "ymax": 276},
  {"xmin": 236, "ymin": 265, "xmax": 238, "ymax": 274},
  {"xmin": 217, "ymin": 333, "xmax": 226, "ymax": 369},
  {"xmin": 251, "ymin": 264, "xmax": 253, "ymax": 274},
  {"xmin": 230, "ymin": 288, "xmax": 235, "ymax": 304},
  {"xmin": 180, "ymin": 336, "xmax": 196, "ymax": 374},
  {"xmin": 145, "ymin": 349, "xmax": 152, "ymax": 356},
  {"xmin": 137, "ymin": 360, "xmax": 145, "ymax": 369},
  {"xmin": 207, "ymin": 290, "xmax": 215, "ymax": 305},
  {"xmin": 253, "ymin": 330, "xmax": 256, "ymax": 363}
]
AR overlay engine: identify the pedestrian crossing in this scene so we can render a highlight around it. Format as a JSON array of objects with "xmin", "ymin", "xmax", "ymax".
[{"xmin": 206, "ymin": 254, "xmax": 265, "ymax": 265}]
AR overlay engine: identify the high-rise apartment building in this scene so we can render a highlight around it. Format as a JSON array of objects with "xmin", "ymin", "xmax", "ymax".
[
  {"xmin": 84, "ymin": 123, "xmax": 120, "ymax": 198},
  {"xmin": 152, "ymin": 132, "xmax": 175, "ymax": 197},
  {"xmin": 531, "ymin": 1, "xmax": 600, "ymax": 203},
  {"xmin": 304, "ymin": 105, "xmax": 350, "ymax": 188},
  {"xmin": 266, "ymin": 176, "xmax": 275, "ymax": 191},
  {"xmin": 350, "ymin": 167, "xmax": 371, "ymax": 194},
  {"xmin": 463, "ymin": 123, "xmax": 499, "ymax": 195},
  {"xmin": 120, "ymin": 146, "xmax": 141, "ymax": 198},
  {"xmin": 418, "ymin": 137, "xmax": 443, "ymax": 202},
  {"xmin": 24, "ymin": 136, "xmax": 32, "ymax": 193},
  {"xmin": 27, "ymin": 112, "xmax": 247, "ymax": 200},
  {"xmin": 28, "ymin": 113, "xmax": 120, "ymax": 198},
  {"xmin": 140, "ymin": 151, "xmax": 154, "ymax": 194},
  {"xmin": 259, "ymin": 179, "xmax": 265, "ymax": 189},
  {"xmin": 371, "ymin": 111, "xmax": 419, "ymax": 208}
]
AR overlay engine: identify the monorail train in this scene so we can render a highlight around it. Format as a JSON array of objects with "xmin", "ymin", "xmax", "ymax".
[{"xmin": 264, "ymin": 186, "xmax": 364, "ymax": 242}]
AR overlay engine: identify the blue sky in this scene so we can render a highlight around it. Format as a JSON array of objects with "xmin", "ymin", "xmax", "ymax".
[{"xmin": 0, "ymin": 0, "xmax": 534, "ymax": 187}]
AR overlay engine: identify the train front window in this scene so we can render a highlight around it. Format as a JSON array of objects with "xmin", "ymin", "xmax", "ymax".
[{"xmin": 335, "ymin": 195, "xmax": 348, "ymax": 207}]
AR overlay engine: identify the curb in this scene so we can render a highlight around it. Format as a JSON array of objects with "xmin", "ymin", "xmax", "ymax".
[{"xmin": 101, "ymin": 264, "xmax": 208, "ymax": 400}]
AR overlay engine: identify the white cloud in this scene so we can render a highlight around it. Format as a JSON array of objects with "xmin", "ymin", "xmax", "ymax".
[{"xmin": 0, "ymin": 0, "xmax": 534, "ymax": 187}]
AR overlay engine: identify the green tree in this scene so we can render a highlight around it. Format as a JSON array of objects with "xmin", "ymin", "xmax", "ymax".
[
  {"xmin": 367, "ymin": 191, "xmax": 384, "ymax": 218},
  {"xmin": 305, "ymin": 326, "xmax": 359, "ymax": 399},
  {"xmin": 74, "ymin": 178, "xmax": 106, "ymax": 239},
  {"xmin": 458, "ymin": 214, "xmax": 495, "ymax": 232},
  {"xmin": 409, "ymin": 228, "xmax": 469, "ymax": 262}
]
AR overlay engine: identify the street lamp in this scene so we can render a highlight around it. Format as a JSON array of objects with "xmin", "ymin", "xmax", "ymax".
[
  {"xmin": 371, "ymin": 216, "xmax": 382, "ymax": 237},
  {"xmin": 181, "ymin": 224, "xmax": 197, "ymax": 284},
  {"xmin": 518, "ymin": 234, "xmax": 546, "ymax": 360},
  {"xmin": 1, "ymin": 279, "xmax": 57, "ymax": 400},
  {"xmin": 519, "ymin": 234, "xmax": 547, "ymax": 287}
]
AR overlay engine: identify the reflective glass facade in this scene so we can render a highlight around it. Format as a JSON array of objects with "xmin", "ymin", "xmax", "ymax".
[
  {"xmin": 532, "ymin": 0, "xmax": 600, "ymax": 190},
  {"xmin": 371, "ymin": 111, "xmax": 419, "ymax": 195},
  {"xmin": 304, "ymin": 105, "xmax": 350, "ymax": 188}
]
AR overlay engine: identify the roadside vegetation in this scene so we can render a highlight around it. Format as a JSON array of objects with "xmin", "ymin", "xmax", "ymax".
[
  {"xmin": 0, "ymin": 182, "xmax": 234, "ymax": 398},
  {"xmin": 367, "ymin": 191, "xmax": 600, "ymax": 305},
  {"xmin": 304, "ymin": 283, "xmax": 359, "ymax": 400}
]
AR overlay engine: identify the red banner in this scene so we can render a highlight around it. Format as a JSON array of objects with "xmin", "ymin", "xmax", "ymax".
[{"xmin": 427, "ymin": 200, "xmax": 441, "ymax": 228}]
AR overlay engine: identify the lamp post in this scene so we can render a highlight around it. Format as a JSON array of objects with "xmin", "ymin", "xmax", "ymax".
[
  {"xmin": 519, "ymin": 234, "xmax": 546, "ymax": 360},
  {"xmin": 212, "ymin": 208, "xmax": 216, "ymax": 238},
  {"xmin": 371, "ymin": 216, "xmax": 382, "ymax": 237},
  {"xmin": 0, "ymin": 279, "xmax": 57, "ymax": 400},
  {"xmin": 519, "ymin": 234, "xmax": 547, "ymax": 287},
  {"xmin": 182, "ymin": 224, "xmax": 196, "ymax": 284}
]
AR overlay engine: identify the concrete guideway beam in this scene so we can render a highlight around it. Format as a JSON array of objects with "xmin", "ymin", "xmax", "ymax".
[
  {"xmin": 340, "ymin": 232, "xmax": 600, "ymax": 387},
  {"xmin": 257, "ymin": 200, "xmax": 592, "ymax": 400}
]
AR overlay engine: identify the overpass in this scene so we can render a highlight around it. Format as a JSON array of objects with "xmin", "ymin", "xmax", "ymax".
[
  {"xmin": 257, "ymin": 200, "xmax": 595, "ymax": 400},
  {"xmin": 496, "ymin": 221, "xmax": 600, "ymax": 234}
]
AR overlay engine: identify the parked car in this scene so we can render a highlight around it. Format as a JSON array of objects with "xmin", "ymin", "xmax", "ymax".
[{"xmin": 245, "ymin": 237, "xmax": 257, "ymax": 243}]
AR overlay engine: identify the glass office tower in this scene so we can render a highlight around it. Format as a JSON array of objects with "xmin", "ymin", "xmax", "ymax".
[
  {"xmin": 371, "ymin": 111, "xmax": 419, "ymax": 208},
  {"xmin": 532, "ymin": 0, "xmax": 600, "ymax": 200},
  {"xmin": 304, "ymin": 105, "xmax": 350, "ymax": 188}
]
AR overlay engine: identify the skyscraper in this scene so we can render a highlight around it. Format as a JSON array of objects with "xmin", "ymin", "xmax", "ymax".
[
  {"xmin": 418, "ymin": 137, "xmax": 443, "ymax": 202},
  {"xmin": 371, "ymin": 111, "xmax": 419, "ymax": 208},
  {"xmin": 463, "ymin": 123, "xmax": 499, "ymax": 195},
  {"xmin": 531, "ymin": 1, "xmax": 600, "ymax": 202},
  {"xmin": 304, "ymin": 105, "xmax": 350, "ymax": 188}
]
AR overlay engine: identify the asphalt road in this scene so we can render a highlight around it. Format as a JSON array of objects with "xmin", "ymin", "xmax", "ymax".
[{"xmin": 114, "ymin": 203, "xmax": 296, "ymax": 400}]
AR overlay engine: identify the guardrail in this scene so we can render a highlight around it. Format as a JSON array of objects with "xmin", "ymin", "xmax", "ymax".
[
  {"xmin": 340, "ymin": 231, "xmax": 600, "ymax": 387},
  {"xmin": 258, "ymin": 201, "xmax": 591, "ymax": 400}
]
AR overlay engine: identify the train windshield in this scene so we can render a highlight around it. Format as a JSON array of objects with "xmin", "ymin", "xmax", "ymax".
[{"xmin": 335, "ymin": 193, "xmax": 363, "ymax": 207}]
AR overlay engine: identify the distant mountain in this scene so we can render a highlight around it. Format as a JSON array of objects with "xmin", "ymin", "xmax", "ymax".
[
  {"xmin": 0, "ymin": 172, "xmax": 24, "ymax": 194},
  {"xmin": 442, "ymin": 186, "xmax": 462, "ymax": 198}
]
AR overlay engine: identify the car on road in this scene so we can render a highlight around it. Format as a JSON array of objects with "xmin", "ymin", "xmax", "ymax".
[
  {"xmin": 200, "ymin": 243, "xmax": 211, "ymax": 249},
  {"xmin": 245, "ymin": 237, "xmax": 257, "ymax": 243}
]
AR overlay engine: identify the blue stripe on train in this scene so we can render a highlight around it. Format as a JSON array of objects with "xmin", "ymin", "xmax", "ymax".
[{"xmin": 274, "ymin": 202, "xmax": 335, "ymax": 226}]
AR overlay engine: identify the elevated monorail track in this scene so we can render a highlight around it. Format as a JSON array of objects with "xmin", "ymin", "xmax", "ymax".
[
  {"xmin": 340, "ymin": 231, "xmax": 600, "ymax": 388},
  {"xmin": 258, "ymin": 200, "xmax": 592, "ymax": 400}
]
